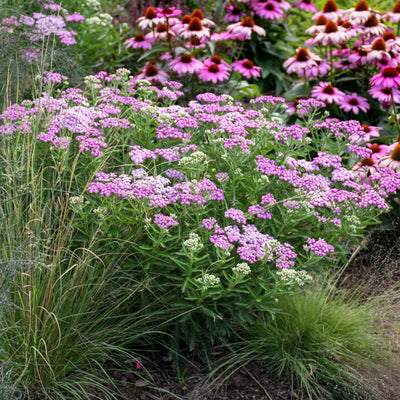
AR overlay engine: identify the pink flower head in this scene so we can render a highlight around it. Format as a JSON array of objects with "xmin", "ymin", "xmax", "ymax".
[
  {"xmin": 378, "ymin": 142, "xmax": 400, "ymax": 171},
  {"xmin": 339, "ymin": 93, "xmax": 370, "ymax": 114},
  {"xmin": 125, "ymin": 33, "xmax": 154, "ymax": 50},
  {"xmin": 293, "ymin": 0, "xmax": 318, "ymax": 13},
  {"xmin": 362, "ymin": 14, "xmax": 387, "ymax": 37},
  {"xmin": 198, "ymin": 63, "xmax": 230, "ymax": 83},
  {"xmin": 370, "ymin": 67, "xmax": 400, "ymax": 89},
  {"xmin": 367, "ymin": 142, "xmax": 391, "ymax": 161},
  {"xmin": 269, "ymin": 0, "xmax": 292, "ymax": 12},
  {"xmin": 204, "ymin": 55, "xmax": 231, "ymax": 70},
  {"xmin": 226, "ymin": 16, "xmax": 266, "ymax": 39},
  {"xmin": 148, "ymin": 22, "xmax": 175, "ymax": 41},
  {"xmin": 312, "ymin": 0, "xmax": 343, "ymax": 21},
  {"xmin": 253, "ymin": 2, "xmax": 284, "ymax": 20},
  {"xmin": 349, "ymin": 124, "xmax": 381, "ymax": 144},
  {"xmin": 155, "ymin": 7, "xmax": 182, "ymax": 18},
  {"xmin": 169, "ymin": 53, "xmax": 203, "ymax": 74},
  {"xmin": 306, "ymin": 15, "xmax": 328, "ymax": 35},
  {"xmin": 345, "ymin": 0, "xmax": 374, "ymax": 25},
  {"xmin": 313, "ymin": 20, "xmax": 348, "ymax": 46},
  {"xmin": 135, "ymin": 61, "xmax": 169, "ymax": 83},
  {"xmin": 223, "ymin": 4, "xmax": 247, "ymax": 22},
  {"xmin": 311, "ymin": 82, "xmax": 345, "ymax": 105},
  {"xmin": 283, "ymin": 47, "xmax": 321, "ymax": 77},
  {"xmin": 190, "ymin": 9, "xmax": 215, "ymax": 28},
  {"xmin": 232, "ymin": 59, "xmax": 261, "ymax": 79},
  {"xmin": 369, "ymin": 86, "xmax": 400, "ymax": 106},
  {"xmin": 383, "ymin": 1, "xmax": 400, "ymax": 23},
  {"xmin": 178, "ymin": 16, "xmax": 210, "ymax": 40},
  {"xmin": 137, "ymin": 7, "xmax": 161, "ymax": 30}
]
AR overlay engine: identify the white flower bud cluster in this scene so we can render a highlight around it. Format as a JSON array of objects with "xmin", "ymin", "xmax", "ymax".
[
  {"xmin": 183, "ymin": 233, "xmax": 204, "ymax": 252},
  {"xmin": 84, "ymin": 75, "xmax": 102, "ymax": 89},
  {"xmin": 277, "ymin": 269, "xmax": 312, "ymax": 286},
  {"xmin": 196, "ymin": 273, "xmax": 220, "ymax": 289},
  {"xmin": 344, "ymin": 214, "xmax": 361, "ymax": 232},
  {"xmin": 86, "ymin": 13, "xmax": 113, "ymax": 27},
  {"xmin": 93, "ymin": 207, "xmax": 107, "ymax": 219},
  {"xmin": 86, "ymin": 0, "xmax": 100, "ymax": 8},
  {"xmin": 179, "ymin": 151, "xmax": 207, "ymax": 167},
  {"xmin": 232, "ymin": 262, "xmax": 251, "ymax": 275},
  {"xmin": 115, "ymin": 68, "xmax": 132, "ymax": 81}
]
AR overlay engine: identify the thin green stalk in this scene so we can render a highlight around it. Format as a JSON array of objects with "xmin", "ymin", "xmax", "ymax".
[{"xmin": 390, "ymin": 88, "xmax": 400, "ymax": 141}]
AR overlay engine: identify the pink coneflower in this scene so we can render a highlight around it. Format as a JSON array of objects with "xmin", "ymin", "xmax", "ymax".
[
  {"xmin": 353, "ymin": 157, "xmax": 376, "ymax": 171},
  {"xmin": 345, "ymin": 0, "xmax": 373, "ymax": 24},
  {"xmin": 169, "ymin": 53, "xmax": 203, "ymax": 74},
  {"xmin": 147, "ymin": 23, "xmax": 175, "ymax": 41},
  {"xmin": 306, "ymin": 59, "xmax": 331, "ymax": 79},
  {"xmin": 179, "ymin": 16, "xmax": 210, "ymax": 40},
  {"xmin": 293, "ymin": 0, "xmax": 318, "ymax": 13},
  {"xmin": 348, "ymin": 47, "xmax": 369, "ymax": 65},
  {"xmin": 268, "ymin": 0, "xmax": 291, "ymax": 12},
  {"xmin": 253, "ymin": 2, "xmax": 284, "ymax": 20},
  {"xmin": 232, "ymin": 59, "xmax": 261, "ymax": 79},
  {"xmin": 191, "ymin": 9, "xmax": 215, "ymax": 28},
  {"xmin": 137, "ymin": 7, "xmax": 160, "ymax": 30},
  {"xmin": 125, "ymin": 33, "xmax": 154, "ymax": 50},
  {"xmin": 368, "ymin": 86, "xmax": 400, "ymax": 104},
  {"xmin": 337, "ymin": 20, "xmax": 359, "ymax": 39},
  {"xmin": 378, "ymin": 142, "xmax": 400, "ymax": 171},
  {"xmin": 155, "ymin": 7, "xmax": 182, "ymax": 19},
  {"xmin": 306, "ymin": 15, "xmax": 328, "ymax": 35},
  {"xmin": 223, "ymin": 3, "xmax": 247, "ymax": 22},
  {"xmin": 383, "ymin": 1, "xmax": 400, "ymax": 23},
  {"xmin": 204, "ymin": 55, "xmax": 231, "ymax": 70},
  {"xmin": 333, "ymin": 59, "xmax": 356, "ymax": 71},
  {"xmin": 185, "ymin": 36, "xmax": 208, "ymax": 48},
  {"xmin": 362, "ymin": 14, "xmax": 387, "ymax": 37},
  {"xmin": 170, "ymin": 14, "xmax": 191, "ymax": 34},
  {"xmin": 311, "ymin": 82, "xmax": 345, "ymax": 104},
  {"xmin": 312, "ymin": 0, "xmax": 343, "ymax": 21},
  {"xmin": 313, "ymin": 20, "xmax": 348, "ymax": 46},
  {"xmin": 339, "ymin": 93, "xmax": 370, "ymax": 114},
  {"xmin": 226, "ymin": 16, "xmax": 266, "ymax": 38},
  {"xmin": 363, "ymin": 38, "xmax": 392, "ymax": 63},
  {"xmin": 198, "ymin": 63, "xmax": 230, "ymax": 83},
  {"xmin": 210, "ymin": 31, "xmax": 237, "ymax": 41},
  {"xmin": 283, "ymin": 47, "xmax": 321, "ymax": 77},
  {"xmin": 367, "ymin": 142, "xmax": 391, "ymax": 161},
  {"xmin": 382, "ymin": 31, "xmax": 400, "ymax": 56},
  {"xmin": 135, "ymin": 61, "xmax": 169, "ymax": 83},
  {"xmin": 370, "ymin": 67, "xmax": 400, "ymax": 88},
  {"xmin": 376, "ymin": 55, "xmax": 398, "ymax": 70},
  {"xmin": 349, "ymin": 124, "xmax": 381, "ymax": 143}
]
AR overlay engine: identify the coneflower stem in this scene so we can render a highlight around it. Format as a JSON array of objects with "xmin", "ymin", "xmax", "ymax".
[
  {"xmin": 234, "ymin": 40, "xmax": 245, "ymax": 62},
  {"xmin": 390, "ymin": 88, "xmax": 400, "ymax": 141},
  {"xmin": 329, "ymin": 44, "xmax": 334, "ymax": 84},
  {"xmin": 304, "ymin": 71, "xmax": 309, "ymax": 96}
]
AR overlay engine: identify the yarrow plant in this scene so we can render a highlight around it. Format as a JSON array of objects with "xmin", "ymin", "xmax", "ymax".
[{"xmin": 3, "ymin": 69, "xmax": 400, "ymax": 355}]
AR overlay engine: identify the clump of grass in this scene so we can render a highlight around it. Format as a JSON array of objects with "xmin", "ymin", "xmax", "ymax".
[
  {"xmin": 194, "ymin": 275, "xmax": 400, "ymax": 400},
  {"xmin": 0, "ymin": 87, "xmax": 164, "ymax": 400},
  {"xmin": 243, "ymin": 277, "xmax": 400, "ymax": 399}
]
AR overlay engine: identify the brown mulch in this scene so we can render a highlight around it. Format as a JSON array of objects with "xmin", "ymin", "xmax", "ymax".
[{"xmin": 106, "ymin": 355, "xmax": 296, "ymax": 400}]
